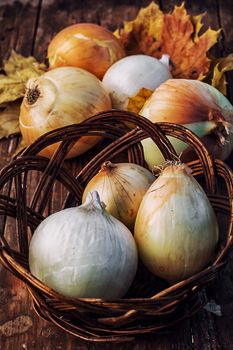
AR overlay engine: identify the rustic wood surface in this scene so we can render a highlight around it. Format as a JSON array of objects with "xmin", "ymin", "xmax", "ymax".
[{"xmin": 0, "ymin": 0, "xmax": 233, "ymax": 349}]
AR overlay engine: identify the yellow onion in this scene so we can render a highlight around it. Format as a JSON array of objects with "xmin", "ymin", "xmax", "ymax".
[
  {"xmin": 48, "ymin": 23, "xmax": 125, "ymax": 79},
  {"xmin": 134, "ymin": 163, "xmax": 219, "ymax": 284},
  {"xmin": 82, "ymin": 162, "xmax": 155, "ymax": 231},
  {"xmin": 140, "ymin": 79, "xmax": 233, "ymax": 168},
  {"xmin": 19, "ymin": 67, "xmax": 111, "ymax": 158}
]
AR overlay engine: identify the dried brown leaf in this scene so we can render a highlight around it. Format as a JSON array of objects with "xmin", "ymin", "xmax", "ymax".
[
  {"xmin": 211, "ymin": 54, "xmax": 233, "ymax": 95},
  {"xmin": 0, "ymin": 101, "xmax": 21, "ymax": 139},
  {"xmin": 0, "ymin": 51, "xmax": 46, "ymax": 105},
  {"xmin": 115, "ymin": 2, "xmax": 221, "ymax": 80},
  {"xmin": 127, "ymin": 88, "xmax": 153, "ymax": 114}
]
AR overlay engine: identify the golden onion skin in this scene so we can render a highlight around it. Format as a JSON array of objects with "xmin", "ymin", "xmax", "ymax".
[
  {"xmin": 140, "ymin": 79, "xmax": 233, "ymax": 167},
  {"xmin": 82, "ymin": 162, "xmax": 155, "ymax": 231},
  {"xmin": 48, "ymin": 23, "xmax": 125, "ymax": 79},
  {"xmin": 19, "ymin": 67, "xmax": 111, "ymax": 159},
  {"xmin": 134, "ymin": 164, "xmax": 219, "ymax": 284},
  {"xmin": 140, "ymin": 79, "xmax": 225, "ymax": 124}
]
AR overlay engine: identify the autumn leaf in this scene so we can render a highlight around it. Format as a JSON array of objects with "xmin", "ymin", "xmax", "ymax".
[
  {"xmin": 127, "ymin": 88, "xmax": 153, "ymax": 114},
  {"xmin": 0, "ymin": 51, "xmax": 46, "ymax": 105},
  {"xmin": 115, "ymin": 2, "xmax": 221, "ymax": 80},
  {"xmin": 211, "ymin": 54, "xmax": 233, "ymax": 95},
  {"xmin": 115, "ymin": 2, "xmax": 163, "ymax": 56},
  {"xmin": 0, "ymin": 101, "xmax": 20, "ymax": 139},
  {"xmin": 0, "ymin": 76, "xmax": 25, "ymax": 106}
]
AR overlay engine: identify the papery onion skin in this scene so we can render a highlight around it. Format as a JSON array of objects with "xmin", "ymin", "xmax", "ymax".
[
  {"xmin": 48, "ymin": 23, "xmax": 125, "ymax": 79},
  {"xmin": 19, "ymin": 67, "xmax": 111, "ymax": 159},
  {"xmin": 29, "ymin": 191, "xmax": 138, "ymax": 299},
  {"xmin": 102, "ymin": 54, "xmax": 172, "ymax": 110},
  {"xmin": 140, "ymin": 79, "xmax": 233, "ymax": 166},
  {"xmin": 82, "ymin": 162, "xmax": 155, "ymax": 231},
  {"xmin": 140, "ymin": 79, "xmax": 222, "ymax": 123},
  {"xmin": 134, "ymin": 164, "xmax": 219, "ymax": 284}
]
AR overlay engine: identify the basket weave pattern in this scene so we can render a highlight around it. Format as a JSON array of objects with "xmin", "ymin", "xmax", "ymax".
[{"xmin": 0, "ymin": 111, "xmax": 232, "ymax": 343}]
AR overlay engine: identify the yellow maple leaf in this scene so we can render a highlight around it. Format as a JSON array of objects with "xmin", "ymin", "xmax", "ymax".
[
  {"xmin": 0, "ymin": 101, "xmax": 20, "ymax": 139},
  {"xmin": 115, "ymin": 2, "xmax": 221, "ymax": 80},
  {"xmin": 114, "ymin": 2, "xmax": 163, "ymax": 56},
  {"xmin": 127, "ymin": 88, "xmax": 153, "ymax": 114},
  {"xmin": 0, "ymin": 51, "xmax": 46, "ymax": 139},
  {"xmin": 0, "ymin": 50, "xmax": 46, "ymax": 105},
  {"xmin": 211, "ymin": 54, "xmax": 233, "ymax": 95}
]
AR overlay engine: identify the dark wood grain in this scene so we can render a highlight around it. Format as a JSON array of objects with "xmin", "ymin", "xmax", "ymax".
[
  {"xmin": 0, "ymin": 2, "xmax": 46, "ymax": 350},
  {"xmin": 0, "ymin": 1, "xmax": 85, "ymax": 350},
  {"xmin": 0, "ymin": 1, "xmax": 233, "ymax": 349}
]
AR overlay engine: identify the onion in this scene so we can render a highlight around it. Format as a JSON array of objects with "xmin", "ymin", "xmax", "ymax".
[
  {"xmin": 134, "ymin": 163, "xmax": 219, "ymax": 284},
  {"xmin": 19, "ymin": 67, "xmax": 111, "ymax": 158},
  {"xmin": 102, "ymin": 54, "xmax": 172, "ymax": 110},
  {"xmin": 29, "ymin": 191, "xmax": 138, "ymax": 299},
  {"xmin": 139, "ymin": 79, "xmax": 233, "ymax": 168},
  {"xmin": 82, "ymin": 162, "xmax": 155, "ymax": 230},
  {"xmin": 47, "ymin": 23, "xmax": 125, "ymax": 79}
]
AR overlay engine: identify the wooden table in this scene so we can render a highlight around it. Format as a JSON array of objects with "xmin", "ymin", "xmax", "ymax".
[{"xmin": 0, "ymin": 1, "xmax": 233, "ymax": 349}]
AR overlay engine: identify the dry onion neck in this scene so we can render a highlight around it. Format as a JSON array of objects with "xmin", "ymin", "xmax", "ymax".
[
  {"xmin": 152, "ymin": 161, "xmax": 192, "ymax": 177},
  {"xmin": 213, "ymin": 121, "xmax": 232, "ymax": 144},
  {"xmin": 100, "ymin": 161, "xmax": 117, "ymax": 173},
  {"xmin": 84, "ymin": 191, "xmax": 106, "ymax": 211},
  {"xmin": 25, "ymin": 86, "xmax": 40, "ymax": 105}
]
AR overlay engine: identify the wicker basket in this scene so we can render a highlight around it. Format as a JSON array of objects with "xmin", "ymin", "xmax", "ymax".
[{"xmin": 0, "ymin": 111, "xmax": 232, "ymax": 343}]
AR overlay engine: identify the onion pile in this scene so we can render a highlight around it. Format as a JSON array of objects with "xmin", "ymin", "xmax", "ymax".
[
  {"xmin": 26, "ymin": 21, "xmax": 227, "ymax": 300},
  {"xmin": 29, "ymin": 161, "xmax": 219, "ymax": 298}
]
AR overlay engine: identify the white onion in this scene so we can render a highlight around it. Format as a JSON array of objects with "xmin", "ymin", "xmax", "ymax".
[
  {"xmin": 29, "ymin": 191, "xmax": 138, "ymax": 299},
  {"xmin": 102, "ymin": 54, "xmax": 172, "ymax": 110}
]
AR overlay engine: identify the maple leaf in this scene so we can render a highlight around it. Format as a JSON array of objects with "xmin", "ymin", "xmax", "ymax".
[
  {"xmin": 115, "ymin": 2, "xmax": 221, "ymax": 80},
  {"xmin": 0, "ymin": 51, "xmax": 46, "ymax": 139},
  {"xmin": 114, "ymin": 2, "xmax": 163, "ymax": 56},
  {"xmin": 0, "ymin": 101, "xmax": 20, "ymax": 139},
  {"xmin": 0, "ymin": 50, "xmax": 46, "ymax": 105},
  {"xmin": 127, "ymin": 88, "xmax": 153, "ymax": 114},
  {"xmin": 211, "ymin": 54, "xmax": 233, "ymax": 95}
]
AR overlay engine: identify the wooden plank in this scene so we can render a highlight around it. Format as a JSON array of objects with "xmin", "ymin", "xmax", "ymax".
[
  {"xmin": 0, "ymin": 2, "xmax": 53, "ymax": 350},
  {"xmin": 0, "ymin": 0, "xmax": 41, "ymax": 164},
  {"xmin": 218, "ymin": 0, "xmax": 233, "ymax": 52},
  {"xmin": 0, "ymin": 0, "xmax": 40, "ymax": 62}
]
